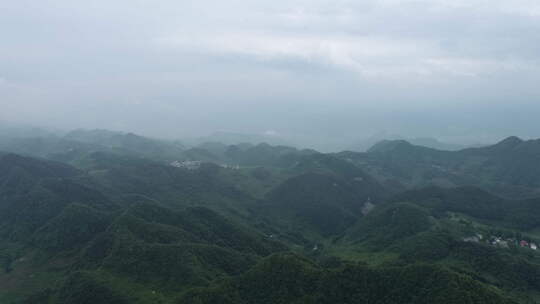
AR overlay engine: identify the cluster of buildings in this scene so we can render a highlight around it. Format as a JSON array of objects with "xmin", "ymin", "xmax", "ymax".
[
  {"xmin": 169, "ymin": 160, "xmax": 242, "ymax": 171},
  {"xmin": 219, "ymin": 164, "xmax": 241, "ymax": 170},
  {"xmin": 518, "ymin": 240, "xmax": 538, "ymax": 250},
  {"xmin": 361, "ymin": 198, "xmax": 375, "ymax": 215},
  {"xmin": 463, "ymin": 233, "xmax": 538, "ymax": 250},
  {"xmin": 170, "ymin": 160, "xmax": 202, "ymax": 170}
]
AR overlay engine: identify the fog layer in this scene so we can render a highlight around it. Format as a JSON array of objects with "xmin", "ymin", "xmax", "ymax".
[{"xmin": 1, "ymin": 0, "xmax": 540, "ymax": 151}]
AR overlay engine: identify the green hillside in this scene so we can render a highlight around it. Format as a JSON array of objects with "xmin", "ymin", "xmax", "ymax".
[
  {"xmin": 2, "ymin": 130, "xmax": 540, "ymax": 303},
  {"xmin": 181, "ymin": 253, "xmax": 516, "ymax": 304},
  {"xmin": 336, "ymin": 137, "xmax": 540, "ymax": 198}
]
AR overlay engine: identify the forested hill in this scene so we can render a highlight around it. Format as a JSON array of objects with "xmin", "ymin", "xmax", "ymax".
[
  {"xmin": 3, "ymin": 129, "xmax": 540, "ymax": 200},
  {"xmin": 1, "ymin": 129, "xmax": 540, "ymax": 303},
  {"xmin": 336, "ymin": 136, "xmax": 540, "ymax": 198}
]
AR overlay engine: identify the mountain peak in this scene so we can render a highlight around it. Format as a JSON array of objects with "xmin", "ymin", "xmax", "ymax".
[
  {"xmin": 367, "ymin": 139, "xmax": 412, "ymax": 153},
  {"xmin": 494, "ymin": 136, "xmax": 523, "ymax": 147}
]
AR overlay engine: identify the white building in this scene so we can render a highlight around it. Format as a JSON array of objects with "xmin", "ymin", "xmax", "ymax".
[{"xmin": 170, "ymin": 160, "xmax": 202, "ymax": 170}]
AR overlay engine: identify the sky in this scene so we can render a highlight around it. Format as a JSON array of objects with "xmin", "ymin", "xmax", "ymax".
[{"xmin": 1, "ymin": 0, "xmax": 540, "ymax": 151}]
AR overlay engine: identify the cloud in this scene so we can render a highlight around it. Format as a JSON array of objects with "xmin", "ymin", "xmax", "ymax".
[
  {"xmin": 1, "ymin": 0, "xmax": 540, "ymax": 148},
  {"xmin": 156, "ymin": 30, "xmax": 537, "ymax": 82},
  {"xmin": 156, "ymin": 31, "xmax": 425, "ymax": 74},
  {"xmin": 153, "ymin": 0, "xmax": 540, "ymax": 82}
]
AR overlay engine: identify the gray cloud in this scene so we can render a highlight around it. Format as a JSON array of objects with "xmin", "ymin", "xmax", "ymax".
[{"xmin": 1, "ymin": 0, "xmax": 540, "ymax": 150}]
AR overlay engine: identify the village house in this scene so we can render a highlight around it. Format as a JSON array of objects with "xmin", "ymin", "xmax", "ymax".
[
  {"xmin": 464, "ymin": 236, "xmax": 481, "ymax": 243},
  {"xmin": 361, "ymin": 198, "xmax": 375, "ymax": 215},
  {"xmin": 220, "ymin": 164, "xmax": 240, "ymax": 170},
  {"xmin": 170, "ymin": 160, "xmax": 202, "ymax": 170}
]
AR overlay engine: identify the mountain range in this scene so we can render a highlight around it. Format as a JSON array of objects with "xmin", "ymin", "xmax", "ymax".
[{"xmin": 1, "ymin": 128, "xmax": 540, "ymax": 303}]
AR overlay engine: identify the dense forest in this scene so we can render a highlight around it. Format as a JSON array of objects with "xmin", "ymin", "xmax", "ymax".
[{"xmin": 1, "ymin": 129, "xmax": 540, "ymax": 303}]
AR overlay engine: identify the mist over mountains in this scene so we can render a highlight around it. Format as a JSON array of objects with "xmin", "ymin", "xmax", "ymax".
[
  {"xmin": 2, "ymin": 0, "xmax": 540, "ymax": 302},
  {"xmin": 1, "ymin": 125, "xmax": 540, "ymax": 303},
  {"xmin": 0, "ymin": 121, "xmax": 494, "ymax": 153}
]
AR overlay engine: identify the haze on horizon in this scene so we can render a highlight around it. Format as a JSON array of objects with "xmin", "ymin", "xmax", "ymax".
[{"xmin": 1, "ymin": 0, "xmax": 540, "ymax": 151}]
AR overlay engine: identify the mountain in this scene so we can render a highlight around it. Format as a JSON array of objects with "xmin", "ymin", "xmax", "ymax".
[
  {"xmin": 0, "ymin": 154, "xmax": 110, "ymax": 242},
  {"xmin": 185, "ymin": 131, "xmax": 292, "ymax": 147},
  {"xmin": 64, "ymin": 129, "xmax": 186, "ymax": 160},
  {"xmin": 223, "ymin": 143, "xmax": 315, "ymax": 167},
  {"xmin": 333, "ymin": 185, "xmax": 540, "ymax": 302},
  {"xmin": 264, "ymin": 172, "xmax": 375, "ymax": 236},
  {"xmin": 0, "ymin": 129, "xmax": 186, "ymax": 165},
  {"xmin": 180, "ymin": 142, "xmax": 317, "ymax": 168},
  {"xmin": 15, "ymin": 201, "xmax": 285, "ymax": 303},
  {"xmin": 409, "ymin": 137, "xmax": 470, "ymax": 151},
  {"xmin": 0, "ymin": 153, "xmax": 285, "ymax": 303},
  {"xmin": 181, "ymin": 253, "xmax": 516, "ymax": 304},
  {"xmin": 337, "ymin": 136, "xmax": 540, "ymax": 198},
  {"xmin": 367, "ymin": 139, "xmax": 417, "ymax": 153},
  {"xmin": 261, "ymin": 154, "xmax": 388, "ymax": 237},
  {"xmin": 391, "ymin": 186, "xmax": 540, "ymax": 230},
  {"xmin": 2, "ymin": 130, "xmax": 540, "ymax": 303},
  {"xmin": 348, "ymin": 133, "xmax": 470, "ymax": 152}
]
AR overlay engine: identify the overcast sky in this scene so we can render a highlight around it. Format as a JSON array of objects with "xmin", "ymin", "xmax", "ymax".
[{"xmin": 1, "ymin": 0, "xmax": 540, "ymax": 150}]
